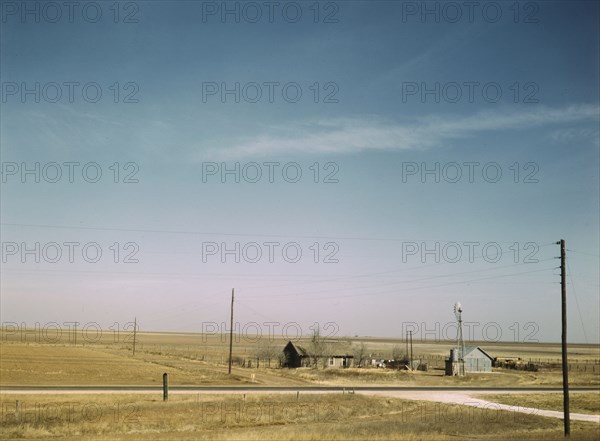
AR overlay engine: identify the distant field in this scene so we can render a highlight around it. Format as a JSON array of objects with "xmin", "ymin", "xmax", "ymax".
[
  {"xmin": 1, "ymin": 392, "xmax": 599, "ymax": 441},
  {"xmin": 1, "ymin": 328, "xmax": 599, "ymax": 387},
  {"xmin": 0, "ymin": 343, "xmax": 248, "ymax": 386},
  {"xmin": 3, "ymin": 328, "xmax": 599, "ymax": 363}
]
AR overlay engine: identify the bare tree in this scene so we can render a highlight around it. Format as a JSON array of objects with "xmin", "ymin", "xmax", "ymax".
[
  {"xmin": 254, "ymin": 340, "xmax": 280, "ymax": 368},
  {"xmin": 353, "ymin": 342, "xmax": 369, "ymax": 368},
  {"xmin": 276, "ymin": 351, "xmax": 286, "ymax": 368},
  {"xmin": 306, "ymin": 328, "xmax": 329, "ymax": 368},
  {"xmin": 391, "ymin": 346, "xmax": 408, "ymax": 362}
]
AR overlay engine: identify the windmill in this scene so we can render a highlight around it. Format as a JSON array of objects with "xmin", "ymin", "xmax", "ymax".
[{"xmin": 454, "ymin": 302, "xmax": 465, "ymax": 376}]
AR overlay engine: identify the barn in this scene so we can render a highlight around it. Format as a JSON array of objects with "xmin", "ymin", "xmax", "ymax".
[
  {"xmin": 282, "ymin": 341, "xmax": 354, "ymax": 368},
  {"xmin": 445, "ymin": 346, "xmax": 494, "ymax": 375}
]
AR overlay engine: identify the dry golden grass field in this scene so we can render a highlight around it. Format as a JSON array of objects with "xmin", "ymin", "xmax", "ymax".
[
  {"xmin": 1, "ymin": 393, "xmax": 600, "ymax": 441},
  {"xmin": 1, "ymin": 328, "xmax": 598, "ymax": 387},
  {"xmin": 483, "ymin": 392, "xmax": 600, "ymax": 415},
  {"xmin": 1, "ymin": 328, "xmax": 599, "ymax": 440}
]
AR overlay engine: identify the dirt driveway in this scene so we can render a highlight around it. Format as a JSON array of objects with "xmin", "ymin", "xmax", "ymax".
[{"xmin": 356, "ymin": 390, "xmax": 600, "ymax": 423}]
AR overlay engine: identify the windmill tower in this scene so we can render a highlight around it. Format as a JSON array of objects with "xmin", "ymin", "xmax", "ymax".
[{"xmin": 453, "ymin": 302, "xmax": 465, "ymax": 376}]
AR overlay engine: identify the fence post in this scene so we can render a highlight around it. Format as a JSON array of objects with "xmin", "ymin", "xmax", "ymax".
[{"xmin": 163, "ymin": 373, "xmax": 168, "ymax": 401}]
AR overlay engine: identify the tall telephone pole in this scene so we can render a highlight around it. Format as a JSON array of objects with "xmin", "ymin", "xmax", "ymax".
[
  {"xmin": 228, "ymin": 288, "xmax": 235, "ymax": 375},
  {"xmin": 409, "ymin": 331, "xmax": 413, "ymax": 370},
  {"xmin": 558, "ymin": 239, "xmax": 570, "ymax": 436},
  {"xmin": 132, "ymin": 317, "xmax": 137, "ymax": 356}
]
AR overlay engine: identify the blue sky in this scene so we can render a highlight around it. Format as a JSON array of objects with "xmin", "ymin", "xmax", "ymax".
[{"xmin": 1, "ymin": 1, "xmax": 599, "ymax": 344}]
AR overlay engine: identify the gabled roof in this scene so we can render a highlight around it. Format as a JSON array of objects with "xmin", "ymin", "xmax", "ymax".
[
  {"xmin": 461, "ymin": 346, "xmax": 494, "ymax": 360},
  {"xmin": 284, "ymin": 340, "xmax": 309, "ymax": 356},
  {"xmin": 284, "ymin": 340, "xmax": 354, "ymax": 358}
]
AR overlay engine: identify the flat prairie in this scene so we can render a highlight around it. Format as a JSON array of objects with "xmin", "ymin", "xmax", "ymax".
[
  {"xmin": 1, "ymin": 329, "xmax": 599, "ymax": 440},
  {"xmin": 1, "ymin": 330, "xmax": 598, "ymax": 387}
]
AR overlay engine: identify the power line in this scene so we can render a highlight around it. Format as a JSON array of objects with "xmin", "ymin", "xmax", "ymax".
[
  {"xmin": 0, "ymin": 222, "xmax": 559, "ymax": 245},
  {"xmin": 566, "ymin": 258, "xmax": 589, "ymax": 344},
  {"xmin": 0, "ymin": 243, "xmax": 557, "ymax": 287},
  {"xmin": 566, "ymin": 249, "xmax": 600, "ymax": 259},
  {"xmin": 247, "ymin": 266, "xmax": 557, "ymax": 302},
  {"xmin": 238, "ymin": 242, "xmax": 557, "ymax": 292},
  {"xmin": 244, "ymin": 258, "xmax": 557, "ymax": 300}
]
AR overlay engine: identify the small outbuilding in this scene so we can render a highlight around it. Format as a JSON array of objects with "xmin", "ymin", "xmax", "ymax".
[
  {"xmin": 282, "ymin": 341, "xmax": 354, "ymax": 368},
  {"xmin": 282, "ymin": 341, "xmax": 306, "ymax": 368},
  {"xmin": 445, "ymin": 346, "xmax": 494, "ymax": 375}
]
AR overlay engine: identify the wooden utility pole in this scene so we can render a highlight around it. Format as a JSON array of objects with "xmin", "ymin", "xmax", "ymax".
[
  {"xmin": 132, "ymin": 317, "xmax": 137, "ymax": 356},
  {"xmin": 559, "ymin": 239, "xmax": 570, "ymax": 436},
  {"xmin": 409, "ymin": 331, "xmax": 413, "ymax": 370},
  {"xmin": 228, "ymin": 288, "xmax": 235, "ymax": 374}
]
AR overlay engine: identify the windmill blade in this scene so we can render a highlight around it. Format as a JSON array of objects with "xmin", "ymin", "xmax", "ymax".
[{"xmin": 454, "ymin": 302, "xmax": 463, "ymax": 321}]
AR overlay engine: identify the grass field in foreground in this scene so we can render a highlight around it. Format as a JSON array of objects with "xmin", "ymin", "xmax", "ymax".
[
  {"xmin": 1, "ymin": 393, "xmax": 599, "ymax": 441},
  {"xmin": 483, "ymin": 392, "xmax": 600, "ymax": 414}
]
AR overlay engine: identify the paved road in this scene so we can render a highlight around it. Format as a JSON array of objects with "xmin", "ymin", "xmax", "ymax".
[{"xmin": 1, "ymin": 385, "xmax": 598, "ymax": 392}]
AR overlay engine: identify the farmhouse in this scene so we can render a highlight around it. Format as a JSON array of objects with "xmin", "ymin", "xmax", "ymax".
[
  {"xmin": 445, "ymin": 346, "xmax": 494, "ymax": 375},
  {"xmin": 282, "ymin": 341, "xmax": 354, "ymax": 368}
]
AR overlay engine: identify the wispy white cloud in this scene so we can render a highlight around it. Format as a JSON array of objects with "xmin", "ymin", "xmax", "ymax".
[
  {"xmin": 203, "ymin": 104, "xmax": 599, "ymax": 159},
  {"xmin": 551, "ymin": 127, "xmax": 600, "ymax": 146}
]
